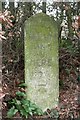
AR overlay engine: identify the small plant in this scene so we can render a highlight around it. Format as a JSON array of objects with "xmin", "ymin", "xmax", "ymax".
[{"xmin": 7, "ymin": 83, "xmax": 43, "ymax": 118}]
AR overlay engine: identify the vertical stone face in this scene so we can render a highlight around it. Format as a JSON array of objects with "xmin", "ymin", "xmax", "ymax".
[{"xmin": 24, "ymin": 13, "xmax": 59, "ymax": 111}]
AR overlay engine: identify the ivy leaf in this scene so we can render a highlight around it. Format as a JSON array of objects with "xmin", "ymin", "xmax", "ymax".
[
  {"xmin": 20, "ymin": 108, "xmax": 28, "ymax": 118},
  {"xmin": 19, "ymin": 83, "xmax": 27, "ymax": 87},
  {"xmin": 7, "ymin": 106, "xmax": 18, "ymax": 118},
  {"xmin": 16, "ymin": 91, "xmax": 26, "ymax": 97},
  {"xmin": 36, "ymin": 108, "xmax": 43, "ymax": 115},
  {"xmin": 21, "ymin": 99, "xmax": 30, "ymax": 107}
]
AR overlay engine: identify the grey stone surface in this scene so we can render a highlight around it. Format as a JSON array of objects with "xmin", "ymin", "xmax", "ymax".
[{"xmin": 24, "ymin": 13, "xmax": 59, "ymax": 111}]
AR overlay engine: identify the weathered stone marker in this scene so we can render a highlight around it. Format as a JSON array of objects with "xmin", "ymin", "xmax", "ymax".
[{"xmin": 24, "ymin": 13, "xmax": 59, "ymax": 111}]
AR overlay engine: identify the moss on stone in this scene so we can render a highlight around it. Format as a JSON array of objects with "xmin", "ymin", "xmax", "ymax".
[{"xmin": 24, "ymin": 13, "xmax": 59, "ymax": 111}]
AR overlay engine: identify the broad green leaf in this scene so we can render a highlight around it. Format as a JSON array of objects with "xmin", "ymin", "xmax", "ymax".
[
  {"xmin": 19, "ymin": 83, "xmax": 27, "ymax": 87},
  {"xmin": 16, "ymin": 100, "xmax": 21, "ymax": 105},
  {"xmin": 20, "ymin": 108, "xmax": 28, "ymax": 118},
  {"xmin": 29, "ymin": 111, "xmax": 33, "ymax": 116},
  {"xmin": 35, "ymin": 108, "xmax": 43, "ymax": 115},
  {"xmin": 29, "ymin": 102, "xmax": 37, "ymax": 109},
  {"xmin": 7, "ymin": 106, "xmax": 18, "ymax": 118},
  {"xmin": 21, "ymin": 99, "xmax": 30, "ymax": 106},
  {"xmin": 16, "ymin": 91, "xmax": 26, "ymax": 97}
]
